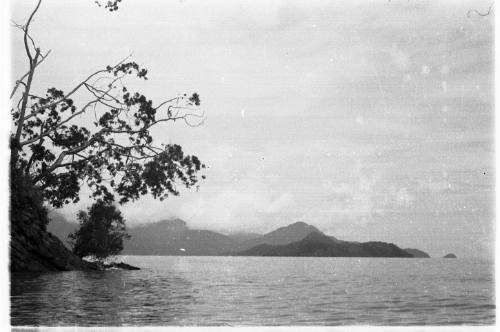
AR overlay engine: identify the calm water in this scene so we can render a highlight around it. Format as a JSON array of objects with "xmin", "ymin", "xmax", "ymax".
[{"xmin": 11, "ymin": 256, "xmax": 495, "ymax": 326}]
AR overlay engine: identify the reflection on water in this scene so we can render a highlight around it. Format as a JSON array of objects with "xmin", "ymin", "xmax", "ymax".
[{"xmin": 11, "ymin": 257, "xmax": 495, "ymax": 326}]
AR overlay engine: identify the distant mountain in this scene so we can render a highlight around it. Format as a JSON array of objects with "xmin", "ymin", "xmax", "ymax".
[
  {"xmin": 443, "ymin": 253, "xmax": 457, "ymax": 258},
  {"xmin": 404, "ymin": 248, "xmax": 430, "ymax": 258},
  {"xmin": 47, "ymin": 216, "xmax": 425, "ymax": 258},
  {"xmin": 235, "ymin": 221, "xmax": 322, "ymax": 251},
  {"xmin": 47, "ymin": 216, "xmax": 240, "ymax": 256},
  {"xmin": 227, "ymin": 232, "xmax": 261, "ymax": 243},
  {"xmin": 122, "ymin": 219, "xmax": 238, "ymax": 255},
  {"xmin": 121, "ymin": 220, "xmax": 334, "ymax": 255},
  {"xmin": 46, "ymin": 212, "xmax": 78, "ymax": 249},
  {"xmin": 235, "ymin": 231, "xmax": 413, "ymax": 258}
]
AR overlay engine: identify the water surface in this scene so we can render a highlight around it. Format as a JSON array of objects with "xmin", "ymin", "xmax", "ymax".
[{"xmin": 11, "ymin": 256, "xmax": 495, "ymax": 326}]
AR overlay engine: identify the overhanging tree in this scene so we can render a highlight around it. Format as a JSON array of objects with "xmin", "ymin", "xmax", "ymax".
[{"xmin": 11, "ymin": 0, "xmax": 205, "ymax": 211}]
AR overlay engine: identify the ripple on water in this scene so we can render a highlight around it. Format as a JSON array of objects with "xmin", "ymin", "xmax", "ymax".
[{"xmin": 11, "ymin": 257, "xmax": 495, "ymax": 326}]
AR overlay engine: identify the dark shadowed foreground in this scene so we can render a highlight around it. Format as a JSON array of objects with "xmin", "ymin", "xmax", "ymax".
[{"xmin": 11, "ymin": 256, "xmax": 494, "ymax": 326}]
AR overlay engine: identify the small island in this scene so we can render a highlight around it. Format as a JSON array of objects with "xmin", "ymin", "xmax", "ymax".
[{"xmin": 443, "ymin": 253, "xmax": 457, "ymax": 258}]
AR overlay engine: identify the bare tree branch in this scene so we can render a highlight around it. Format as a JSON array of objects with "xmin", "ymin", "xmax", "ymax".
[
  {"xmin": 23, "ymin": 54, "xmax": 133, "ymax": 121},
  {"xmin": 22, "ymin": 0, "xmax": 42, "ymax": 65},
  {"xmin": 10, "ymin": 49, "xmax": 51, "ymax": 99},
  {"xmin": 14, "ymin": 49, "xmax": 40, "ymax": 146}
]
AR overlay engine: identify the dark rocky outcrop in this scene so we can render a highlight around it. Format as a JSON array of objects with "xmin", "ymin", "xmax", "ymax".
[
  {"xmin": 10, "ymin": 168, "xmax": 99, "ymax": 272},
  {"xmin": 11, "ymin": 219, "xmax": 100, "ymax": 272},
  {"xmin": 235, "ymin": 231, "xmax": 413, "ymax": 258},
  {"xmin": 103, "ymin": 262, "xmax": 141, "ymax": 270},
  {"xmin": 404, "ymin": 248, "xmax": 431, "ymax": 258},
  {"xmin": 11, "ymin": 210, "xmax": 140, "ymax": 272},
  {"xmin": 443, "ymin": 253, "xmax": 457, "ymax": 258}
]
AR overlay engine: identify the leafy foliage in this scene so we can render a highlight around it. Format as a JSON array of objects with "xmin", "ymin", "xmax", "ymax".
[
  {"xmin": 11, "ymin": 1, "xmax": 206, "ymax": 209},
  {"xmin": 10, "ymin": 155, "xmax": 49, "ymax": 230},
  {"xmin": 69, "ymin": 200, "xmax": 130, "ymax": 260}
]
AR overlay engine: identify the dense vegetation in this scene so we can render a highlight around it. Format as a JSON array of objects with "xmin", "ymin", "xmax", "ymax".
[
  {"xmin": 69, "ymin": 201, "xmax": 130, "ymax": 261},
  {"xmin": 10, "ymin": 0, "xmax": 204, "ymax": 265}
]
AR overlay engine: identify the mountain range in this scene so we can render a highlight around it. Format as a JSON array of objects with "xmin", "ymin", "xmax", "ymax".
[
  {"xmin": 46, "ymin": 214, "xmax": 430, "ymax": 258},
  {"xmin": 235, "ymin": 231, "xmax": 413, "ymax": 257},
  {"xmin": 122, "ymin": 219, "xmax": 236, "ymax": 255},
  {"xmin": 232, "ymin": 221, "xmax": 330, "ymax": 252}
]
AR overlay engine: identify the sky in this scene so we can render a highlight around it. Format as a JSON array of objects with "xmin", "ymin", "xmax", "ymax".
[{"xmin": 10, "ymin": 0, "xmax": 494, "ymax": 258}]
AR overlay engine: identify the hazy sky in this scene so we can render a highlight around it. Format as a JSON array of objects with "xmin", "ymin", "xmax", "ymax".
[{"xmin": 11, "ymin": 0, "xmax": 494, "ymax": 258}]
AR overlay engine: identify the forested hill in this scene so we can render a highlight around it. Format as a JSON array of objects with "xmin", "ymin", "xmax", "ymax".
[{"xmin": 234, "ymin": 231, "xmax": 415, "ymax": 258}]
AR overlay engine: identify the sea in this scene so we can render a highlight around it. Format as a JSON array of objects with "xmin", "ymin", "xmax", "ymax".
[{"xmin": 10, "ymin": 256, "xmax": 495, "ymax": 326}]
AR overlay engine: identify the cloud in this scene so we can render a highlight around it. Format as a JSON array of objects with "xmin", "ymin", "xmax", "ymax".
[
  {"xmin": 19, "ymin": 0, "xmax": 493, "ymax": 258},
  {"xmin": 177, "ymin": 187, "xmax": 297, "ymax": 233}
]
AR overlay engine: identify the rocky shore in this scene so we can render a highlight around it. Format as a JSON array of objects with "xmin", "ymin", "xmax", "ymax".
[
  {"xmin": 11, "ymin": 215, "xmax": 140, "ymax": 272},
  {"xmin": 11, "ymin": 211, "xmax": 99, "ymax": 272},
  {"xmin": 10, "ymin": 168, "xmax": 139, "ymax": 273}
]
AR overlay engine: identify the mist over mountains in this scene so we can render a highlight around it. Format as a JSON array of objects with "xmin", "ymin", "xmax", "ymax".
[
  {"xmin": 122, "ymin": 219, "xmax": 236, "ymax": 255},
  {"xmin": 47, "ymin": 213, "xmax": 429, "ymax": 258}
]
